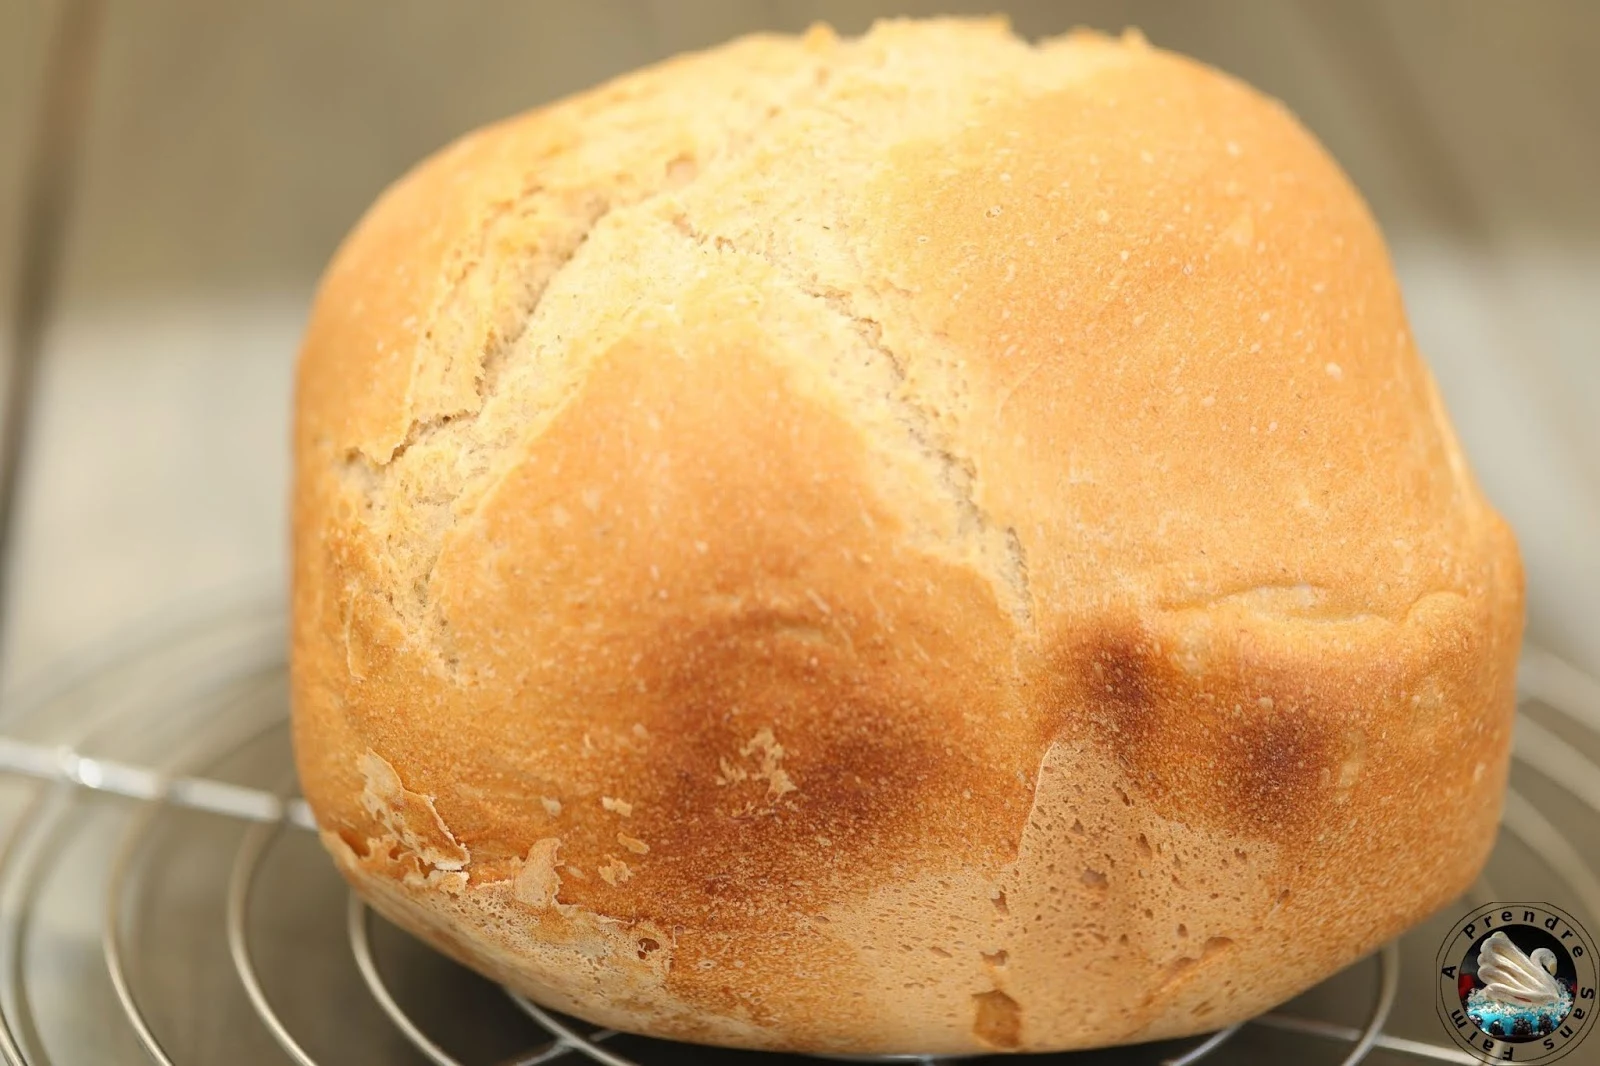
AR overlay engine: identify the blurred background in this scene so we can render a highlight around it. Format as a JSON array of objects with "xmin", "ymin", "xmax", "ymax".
[
  {"xmin": 1, "ymin": 0, "xmax": 1597, "ymax": 692},
  {"xmin": 0, "ymin": 3, "xmax": 1597, "ymax": 1065}
]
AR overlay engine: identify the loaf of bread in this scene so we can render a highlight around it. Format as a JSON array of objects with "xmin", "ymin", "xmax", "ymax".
[{"xmin": 291, "ymin": 18, "xmax": 1524, "ymax": 1055}]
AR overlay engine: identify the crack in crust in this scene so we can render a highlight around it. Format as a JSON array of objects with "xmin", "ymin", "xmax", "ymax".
[
  {"xmin": 669, "ymin": 214, "xmax": 1035, "ymax": 626},
  {"xmin": 1159, "ymin": 583, "xmax": 1467, "ymax": 626},
  {"xmin": 326, "ymin": 25, "xmax": 1073, "ymax": 654},
  {"xmin": 382, "ymin": 190, "xmax": 616, "ymax": 465},
  {"xmin": 331, "ymin": 38, "xmax": 859, "ymax": 647}
]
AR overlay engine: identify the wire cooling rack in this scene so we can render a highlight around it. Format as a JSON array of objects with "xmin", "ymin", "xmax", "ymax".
[{"xmin": 0, "ymin": 599, "xmax": 1592, "ymax": 1066}]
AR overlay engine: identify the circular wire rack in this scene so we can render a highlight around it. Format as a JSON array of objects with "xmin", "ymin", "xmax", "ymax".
[{"xmin": 0, "ymin": 600, "xmax": 1592, "ymax": 1066}]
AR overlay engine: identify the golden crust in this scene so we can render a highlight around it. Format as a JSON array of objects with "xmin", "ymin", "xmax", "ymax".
[{"xmin": 291, "ymin": 18, "xmax": 1523, "ymax": 1055}]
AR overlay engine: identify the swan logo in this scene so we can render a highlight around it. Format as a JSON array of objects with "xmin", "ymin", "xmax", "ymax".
[{"xmin": 1436, "ymin": 902, "xmax": 1596, "ymax": 1062}]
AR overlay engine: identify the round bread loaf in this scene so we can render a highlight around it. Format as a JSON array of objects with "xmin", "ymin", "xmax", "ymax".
[{"xmin": 291, "ymin": 18, "xmax": 1524, "ymax": 1056}]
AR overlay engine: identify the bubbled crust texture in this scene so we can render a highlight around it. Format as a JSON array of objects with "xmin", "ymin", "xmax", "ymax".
[{"xmin": 291, "ymin": 19, "xmax": 1524, "ymax": 1056}]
